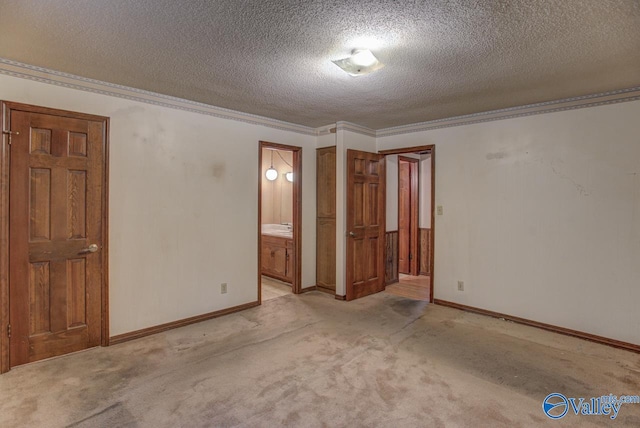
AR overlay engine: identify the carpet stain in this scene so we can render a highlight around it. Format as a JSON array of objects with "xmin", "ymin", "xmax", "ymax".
[{"xmin": 1, "ymin": 292, "xmax": 638, "ymax": 428}]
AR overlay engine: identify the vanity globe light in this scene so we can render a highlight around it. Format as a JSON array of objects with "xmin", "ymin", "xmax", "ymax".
[{"xmin": 265, "ymin": 167, "xmax": 278, "ymax": 181}]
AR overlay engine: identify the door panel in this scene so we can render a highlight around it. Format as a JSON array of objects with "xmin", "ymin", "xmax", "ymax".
[
  {"xmin": 346, "ymin": 149, "xmax": 385, "ymax": 301},
  {"xmin": 398, "ymin": 157, "xmax": 419, "ymax": 276},
  {"xmin": 8, "ymin": 109, "xmax": 105, "ymax": 368},
  {"xmin": 398, "ymin": 161, "xmax": 410, "ymax": 273}
]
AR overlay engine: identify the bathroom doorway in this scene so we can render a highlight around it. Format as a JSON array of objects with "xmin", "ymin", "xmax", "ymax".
[{"xmin": 258, "ymin": 141, "xmax": 302, "ymax": 302}]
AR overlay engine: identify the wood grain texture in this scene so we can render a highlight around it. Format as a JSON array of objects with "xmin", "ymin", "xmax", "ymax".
[
  {"xmin": 1, "ymin": 102, "xmax": 11, "ymax": 373},
  {"xmin": 419, "ymin": 228, "xmax": 432, "ymax": 276},
  {"xmin": 261, "ymin": 234, "xmax": 293, "ymax": 284},
  {"xmin": 398, "ymin": 156, "xmax": 419, "ymax": 276},
  {"xmin": 434, "ymin": 299, "xmax": 640, "ymax": 354},
  {"xmin": 2, "ymin": 101, "xmax": 109, "ymax": 371},
  {"xmin": 316, "ymin": 146, "xmax": 336, "ymax": 292},
  {"xmin": 346, "ymin": 149, "xmax": 386, "ymax": 301},
  {"xmin": 384, "ymin": 231, "xmax": 399, "ymax": 285},
  {"xmin": 29, "ymin": 168, "xmax": 51, "ymax": 240},
  {"xmin": 29, "ymin": 262, "xmax": 50, "ymax": 335}
]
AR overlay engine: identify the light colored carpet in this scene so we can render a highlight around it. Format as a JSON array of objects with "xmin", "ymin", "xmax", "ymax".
[{"xmin": 1, "ymin": 291, "xmax": 639, "ymax": 427}]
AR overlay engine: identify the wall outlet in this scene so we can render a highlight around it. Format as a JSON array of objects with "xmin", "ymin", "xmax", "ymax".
[
  {"xmin": 457, "ymin": 281, "xmax": 464, "ymax": 291},
  {"xmin": 437, "ymin": 205, "xmax": 443, "ymax": 215},
  {"xmin": 221, "ymin": 283, "xmax": 228, "ymax": 294}
]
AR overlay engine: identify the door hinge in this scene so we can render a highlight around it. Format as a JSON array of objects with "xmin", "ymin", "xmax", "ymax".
[
  {"xmin": 409, "ymin": 253, "xmax": 413, "ymax": 260},
  {"xmin": 7, "ymin": 324, "xmax": 10, "ymax": 338},
  {"xmin": 2, "ymin": 130, "xmax": 19, "ymax": 145}
]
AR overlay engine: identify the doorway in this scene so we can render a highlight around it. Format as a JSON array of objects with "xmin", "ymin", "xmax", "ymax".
[
  {"xmin": 1, "ymin": 101, "xmax": 109, "ymax": 373},
  {"xmin": 258, "ymin": 141, "xmax": 302, "ymax": 303},
  {"xmin": 380, "ymin": 145, "xmax": 435, "ymax": 303}
]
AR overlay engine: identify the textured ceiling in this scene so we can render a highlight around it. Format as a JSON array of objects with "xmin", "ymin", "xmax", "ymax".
[{"xmin": 0, "ymin": 0, "xmax": 639, "ymax": 130}]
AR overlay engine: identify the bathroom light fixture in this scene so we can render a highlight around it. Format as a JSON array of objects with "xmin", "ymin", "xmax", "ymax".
[
  {"xmin": 332, "ymin": 49, "xmax": 384, "ymax": 76},
  {"xmin": 266, "ymin": 150, "xmax": 278, "ymax": 181},
  {"xmin": 285, "ymin": 172, "xmax": 293, "ymax": 182}
]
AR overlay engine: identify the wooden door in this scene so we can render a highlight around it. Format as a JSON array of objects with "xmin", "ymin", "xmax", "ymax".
[
  {"xmin": 316, "ymin": 147, "xmax": 336, "ymax": 292},
  {"xmin": 346, "ymin": 149, "xmax": 385, "ymax": 301},
  {"xmin": 398, "ymin": 157, "xmax": 419, "ymax": 275},
  {"xmin": 7, "ymin": 106, "xmax": 106, "ymax": 368}
]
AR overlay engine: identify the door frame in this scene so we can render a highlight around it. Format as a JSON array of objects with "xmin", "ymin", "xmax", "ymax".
[
  {"xmin": 258, "ymin": 141, "xmax": 302, "ymax": 302},
  {"xmin": 0, "ymin": 101, "xmax": 110, "ymax": 373},
  {"xmin": 397, "ymin": 156, "xmax": 419, "ymax": 276},
  {"xmin": 379, "ymin": 145, "xmax": 435, "ymax": 303}
]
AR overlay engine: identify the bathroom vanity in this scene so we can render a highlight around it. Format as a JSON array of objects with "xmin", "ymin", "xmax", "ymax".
[{"xmin": 261, "ymin": 224, "xmax": 294, "ymax": 283}]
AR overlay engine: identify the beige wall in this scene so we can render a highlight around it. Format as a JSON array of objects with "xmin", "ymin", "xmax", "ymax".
[
  {"xmin": 0, "ymin": 73, "xmax": 317, "ymax": 336},
  {"xmin": 261, "ymin": 148, "xmax": 293, "ymax": 225},
  {"xmin": 378, "ymin": 100, "xmax": 640, "ymax": 345}
]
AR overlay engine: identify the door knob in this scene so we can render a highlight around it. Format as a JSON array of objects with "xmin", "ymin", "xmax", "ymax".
[
  {"xmin": 80, "ymin": 244, "xmax": 99, "ymax": 254},
  {"xmin": 349, "ymin": 231, "xmax": 356, "ymax": 237}
]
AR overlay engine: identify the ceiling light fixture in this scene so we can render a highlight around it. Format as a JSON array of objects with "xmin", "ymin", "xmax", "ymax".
[
  {"xmin": 332, "ymin": 49, "xmax": 384, "ymax": 77},
  {"xmin": 285, "ymin": 172, "xmax": 293, "ymax": 182},
  {"xmin": 266, "ymin": 150, "xmax": 278, "ymax": 181}
]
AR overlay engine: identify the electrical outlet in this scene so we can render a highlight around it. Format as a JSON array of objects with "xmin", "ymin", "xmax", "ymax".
[
  {"xmin": 437, "ymin": 205, "xmax": 443, "ymax": 215},
  {"xmin": 221, "ymin": 283, "xmax": 228, "ymax": 294},
  {"xmin": 457, "ymin": 281, "xmax": 464, "ymax": 291}
]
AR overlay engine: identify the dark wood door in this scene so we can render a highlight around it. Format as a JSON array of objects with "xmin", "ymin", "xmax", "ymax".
[
  {"xmin": 346, "ymin": 149, "xmax": 385, "ymax": 301},
  {"xmin": 398, "ymin": 157, "xmax": 419, "ymax": 275},
  {"xmin": 8, "ymin": 108, "xmax": 105, "ymax": 368}
]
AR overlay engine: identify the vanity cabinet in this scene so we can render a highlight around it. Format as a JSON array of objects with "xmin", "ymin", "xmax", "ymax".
[{"xmin": 261, "ymin": 235, "xmax": 294, "ymax": 283}]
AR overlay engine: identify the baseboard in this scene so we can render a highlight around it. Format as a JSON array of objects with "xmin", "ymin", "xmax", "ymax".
[
  {"xmin": 434, "ymin": 299, "xmax": 640, "ymax": 354},
  {"xmin": 109, "ymin": 301, "xmax": 260, "ymax": 345},
  {"xmin": 334, "ymin": 294, "xmax": 346, "ymax": 301},
  {"xmin": 315, "ymin": 286, "xmax": 335, "ymax": 295},
  {"xmin": 300, "ymin": 285, "xmax": 317, "ymax": 293}
]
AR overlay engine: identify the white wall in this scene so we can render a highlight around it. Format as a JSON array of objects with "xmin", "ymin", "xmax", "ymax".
[
  {"xmin": 335, "ymin": 129, "xmax": 377, "ymax": 296},
  {"xmin": 378, "ymin": 100, "xmax": 640, "ymax": 345},
  {"xmin": 0, "ymin": 73, "xmax": 316, "ymax": 336},
  {"xmin": 419, "ymin": 153, "xmax": 431, "ymax": 228}
]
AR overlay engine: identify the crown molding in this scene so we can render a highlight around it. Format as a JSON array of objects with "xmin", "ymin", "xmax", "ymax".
[
  {"xmin": 2, "ymin": 58, "xmax": 639, "ymax": 140},
  {"xmin": 335, "ymin": 121, "xmax": 376, "ymax": 137},
  {"xmin": 0, "ymin": 57, "xmax": 317, "ymax": 136},
  {"xmin": 376, "ymin": 86, "xmax": 640, "ymax": 137},
  {"xmin": 315, "ymin": 124, "xmax": 336, "ymax": 136}
]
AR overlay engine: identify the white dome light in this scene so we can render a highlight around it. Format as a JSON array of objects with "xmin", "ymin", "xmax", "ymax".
[
  {"xmin": 265, "ymin": 168, "xmax": 278, "ymax": 181},
  {"xmin": 285, "ymin": 172, "xmax": 293, "ymax": 182},
  {"xmin": 351, "ymin": 49, "xmax": 377, "ymax": 67},
  {"xmin": 332, "ymin": 49, "xmax": 384, "ymax": 77}
]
